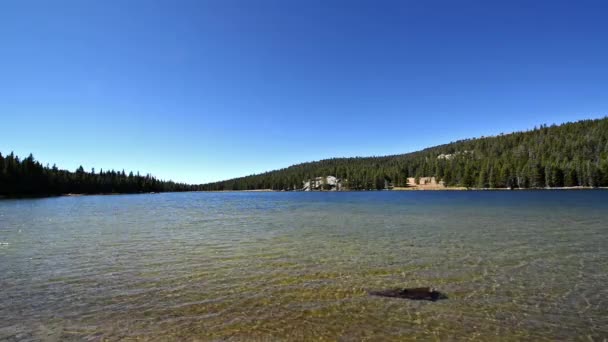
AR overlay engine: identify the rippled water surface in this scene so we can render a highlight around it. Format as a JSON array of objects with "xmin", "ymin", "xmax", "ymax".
[{"xmin": 1, "ymin": 191, "xmax": 607, "ymax": 341}]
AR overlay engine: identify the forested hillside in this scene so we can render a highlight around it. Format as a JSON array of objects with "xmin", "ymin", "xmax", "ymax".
[
  {"xmin": 201, "ymin": 117, "xmax": 608, "ymax": 190},
  {"xmin": 3, "ymin": 117, "xmax": 607, "ymax": 196},
  {"xmin": 0, "ymin": 153, "xmax": 196, "ymax": 197}
]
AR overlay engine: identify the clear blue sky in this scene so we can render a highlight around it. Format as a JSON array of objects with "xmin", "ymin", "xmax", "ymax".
[{"xmin": 1, "ymin": 0, "xmax": 607, "ymax": 184}]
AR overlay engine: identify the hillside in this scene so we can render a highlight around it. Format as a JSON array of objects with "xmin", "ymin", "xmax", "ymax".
[{"xmin": 200, "ymin": 117, "xmax": 608, "ymax": 191}]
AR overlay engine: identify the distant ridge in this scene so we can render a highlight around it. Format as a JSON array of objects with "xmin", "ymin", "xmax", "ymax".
[
  {"xmin": 200, "ymin": 117, "xmax": 608, "ymax": 191},
  {"xmin": 3, "ymin": 117, "xmax": 607, "ymax": 197}
]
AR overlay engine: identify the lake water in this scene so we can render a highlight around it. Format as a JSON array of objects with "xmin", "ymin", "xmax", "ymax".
[{"xmin": 1, "ymin": 191, "xmax": 607, "ymax": 341}]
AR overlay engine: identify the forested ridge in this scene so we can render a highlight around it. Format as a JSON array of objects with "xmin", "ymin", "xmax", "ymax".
[
  {"xmin": 201, "ymin": 117, "xmax": 608, "ymax": 191},
  {"xmin": 2, "ymin": 117, "xmax": 607, "ymax": 196},
  {"xmin": 0, "ymin": 153, "xmax": 197, "ymax": 197}
]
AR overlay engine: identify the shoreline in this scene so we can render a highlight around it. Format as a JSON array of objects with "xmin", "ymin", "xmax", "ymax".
[
  {"xmin": 0, "ymin": 191, "xmax": 165, "ymax": 200},
  {"xmin": 1, "ymin": 186, "xmax": 607, "ymax": 200},
  {"xmin": 205, "ymin": 186, "xmax": 608, "ymax": 192},
  {"xmin": 391, "ymin": 186, "xmax": 608, "ymax": 191}
]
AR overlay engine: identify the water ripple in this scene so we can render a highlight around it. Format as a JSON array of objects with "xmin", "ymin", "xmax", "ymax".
[{"xmin": 1, "ymin": 191, "xmax": 607, "ymax": 340}]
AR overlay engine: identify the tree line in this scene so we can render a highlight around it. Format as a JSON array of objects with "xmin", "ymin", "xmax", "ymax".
[
  {"xmin": 3, "ymin": 117, "xmax": 607, "ymax": 196},
  {"xmin": 200, "ymin": 117, "xmax": 608, "ymax": 191},
  {"xmin": 0, "ymin": 153, "xmax": 197, "ymax": 197}
]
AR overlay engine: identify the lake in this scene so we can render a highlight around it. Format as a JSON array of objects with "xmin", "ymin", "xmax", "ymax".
[{"xmin": 1, "ymin": 191, "xmax": 607, "ymax": 340}]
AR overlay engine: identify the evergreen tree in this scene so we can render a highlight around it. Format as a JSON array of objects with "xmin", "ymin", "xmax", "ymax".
[
  {"xmin": 0, "ymin": 152, "xmax": 198, "ymax": 197},
  {"xmin": 199, "ymin": 117, "xmax": 608, "ymax": 191}
]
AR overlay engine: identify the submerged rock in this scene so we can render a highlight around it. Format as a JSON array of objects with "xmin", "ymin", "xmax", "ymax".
[{"xmin": 369, "ymin": 287, "xmax": 447, "ymax": 301}]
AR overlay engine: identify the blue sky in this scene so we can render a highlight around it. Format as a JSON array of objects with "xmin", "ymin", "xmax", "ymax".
[{"xmin": 1, "ymin": 0, "xmax": 607, "ymax": 184}]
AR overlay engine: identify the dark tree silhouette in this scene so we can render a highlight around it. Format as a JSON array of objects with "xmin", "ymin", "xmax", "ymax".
[{"xmin": 0, "ymin": 153, "xmax": 197, "ymax": 197}]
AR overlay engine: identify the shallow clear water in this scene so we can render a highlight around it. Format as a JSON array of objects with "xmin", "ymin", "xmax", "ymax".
[{"xmin": 1, "ymin": 191, "xmax": 607, "ymax": 341}]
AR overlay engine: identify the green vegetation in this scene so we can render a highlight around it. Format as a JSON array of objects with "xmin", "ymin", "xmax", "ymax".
[
  {"xmin": 2, "ymin": 117, "xmax": 607, "ymax": 196},
  {"xmin": 0, "ymin": 153, "xmax": 196, "ymax": 197},
  {"xmin": 200, "ymin": 117, "xmax": 608, "ymax": 190}
]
